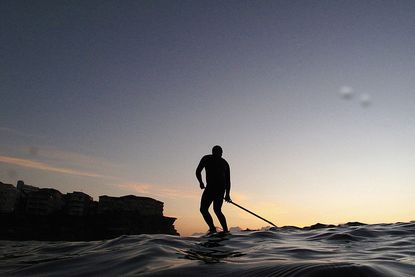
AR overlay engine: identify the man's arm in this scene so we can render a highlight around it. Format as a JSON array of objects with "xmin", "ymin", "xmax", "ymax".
[
  {"xmin": 196, "ymin": 157, "xmax": 205, "ymax": 189},
  {"xmin": 224, "ymin": 161, "xmax": 231, "ymax": 202}
]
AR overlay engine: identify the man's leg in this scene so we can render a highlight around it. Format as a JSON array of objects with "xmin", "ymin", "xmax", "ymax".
[
  {"xmin": 213, "ymin": 194, "xmax": 228, "ymax": 232},
  {"xmin": 200, "ymin": 190, "xmax": 216, "ymax": 232}
]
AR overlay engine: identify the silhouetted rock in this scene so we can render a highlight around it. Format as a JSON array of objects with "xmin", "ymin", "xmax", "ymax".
[
  {"xmin": 343, "ymin": 222, "xmax": 367, "ymax": 227},
  {"xmin": 303, "ymin": 223, "xmax": 336, "ymax": 230},
  {"xmin": 280, "ymin": 225, "xmax": 302, "ymax": 231}
]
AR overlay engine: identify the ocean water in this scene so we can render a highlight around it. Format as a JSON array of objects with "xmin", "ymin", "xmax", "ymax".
[{"xmin": 1, "ymin": 221, "xmax": 414, "ymax": 276}]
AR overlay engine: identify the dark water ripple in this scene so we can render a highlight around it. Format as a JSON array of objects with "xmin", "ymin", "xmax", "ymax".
[{"xmin": 0, "ymin": 221, "xmax": 414, "ymax": 276}]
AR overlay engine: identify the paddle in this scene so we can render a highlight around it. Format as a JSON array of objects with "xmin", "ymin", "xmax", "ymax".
[{"xmin": 226, "ymin": 199, "xmax": 278, "ymax": 228}]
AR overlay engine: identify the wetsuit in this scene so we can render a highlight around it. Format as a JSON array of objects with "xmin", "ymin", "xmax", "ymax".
[{"xmin": 196, "ymin": 154, "xmax": 230, "ymax": 231}]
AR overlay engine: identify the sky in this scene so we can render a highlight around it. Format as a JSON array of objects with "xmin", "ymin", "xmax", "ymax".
[{"xmin": 1, "ymin": 1, "xmax": 415, "ymax": 236}]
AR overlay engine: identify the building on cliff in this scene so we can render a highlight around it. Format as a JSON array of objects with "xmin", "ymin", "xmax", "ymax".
[
  {"xmin": 0, "ymin": 180, "xmax": 179, "ymax": 240},
  {"xmin": 0, "ymin": 182, "xmax": 18, "ymax": 213},
  {"xmin": 16, "ymin": 180, "xmax": 39, "ymax": 195},
  {"xmin": 15, "ymin": 180, "xmax": 40, "ymax": 213},
  {"xmin": 64, "ymin": 191, "xmax": 93, "ymax": 216},
  {"xmin": 98, "ymin": 195, "xmax": 163, "ymax": 216},
  {"xmin": 26, "ymin": 188, "xmax": 64, "ymax": 215}
]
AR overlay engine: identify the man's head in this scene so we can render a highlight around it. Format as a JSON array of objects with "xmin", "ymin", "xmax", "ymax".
[{"xmin": 212, "ymin": 145, "xmax": 223, "ymax": 157}]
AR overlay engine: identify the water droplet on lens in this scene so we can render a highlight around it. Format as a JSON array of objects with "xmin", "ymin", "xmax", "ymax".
[
  {"xmin": 360, "ymin": 93, "xmax": 371, "ymax": 107},
  {"xmin": 339, "ymin": 86, "xmax": 354, "ymax": 100}
]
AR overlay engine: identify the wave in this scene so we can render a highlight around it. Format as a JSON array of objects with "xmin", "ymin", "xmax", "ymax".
[{"xmin": 1, "ymin": 221, "xmax": 414, "ymax": 276}]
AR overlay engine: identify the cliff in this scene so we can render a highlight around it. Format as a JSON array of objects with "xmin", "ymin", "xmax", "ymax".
[
  {"xmin": 0, "ymin": 212, "xmax": 178, "ymax": 241},
  {"xmin": 0, "ymin": 181, "xmax": 179, "ymax": 241}
]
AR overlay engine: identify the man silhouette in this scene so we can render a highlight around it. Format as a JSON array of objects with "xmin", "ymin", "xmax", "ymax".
[{"xmin": 196, "ymin": 145, "xmax": 231, "ymax": 234}]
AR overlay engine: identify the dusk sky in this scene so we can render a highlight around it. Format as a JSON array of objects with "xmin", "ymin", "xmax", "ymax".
[{"xmin": 1, "ymin": 1, "xmax": 415, "ymax": 235}]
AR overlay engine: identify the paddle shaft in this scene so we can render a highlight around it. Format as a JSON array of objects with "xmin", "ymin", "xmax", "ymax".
[{"xmin": 227, "ymin": 200, "xmax": 277, "ymax": 228}]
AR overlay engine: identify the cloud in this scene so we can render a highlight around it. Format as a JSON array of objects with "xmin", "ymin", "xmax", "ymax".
[
  {"xmin": 117, "ymin": 182, "xmax": 199, "ymax": 200},
  {"xmin": 2, "ymin": 145, "xmax": 123, "ymax": 178},
  {"xmin": 30, "ymin": 147, "xmax": 121, "ymax": 169},
  {"xmin": 28, "ymin": 146, "xmax": 39, "ymax": 157},
  {"xmin": 7, "ymin": 169, "xmax": 18, "ymax": 179},
  {"xmin": 0, "ymin": 127, "xmax": 45, "ymax": 139},
  {"xmin": 0, "ymin": 155, "xmax": 116, "ymax": 179},
  {"xmin": 117, "ymin": 183, "xmax": 152, "ymax": 194}
]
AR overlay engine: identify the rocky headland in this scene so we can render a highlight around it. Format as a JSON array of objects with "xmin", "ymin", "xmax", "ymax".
[{"xmin": 0, "ymin": 180, "xmax": 179, "ymax": 241}]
